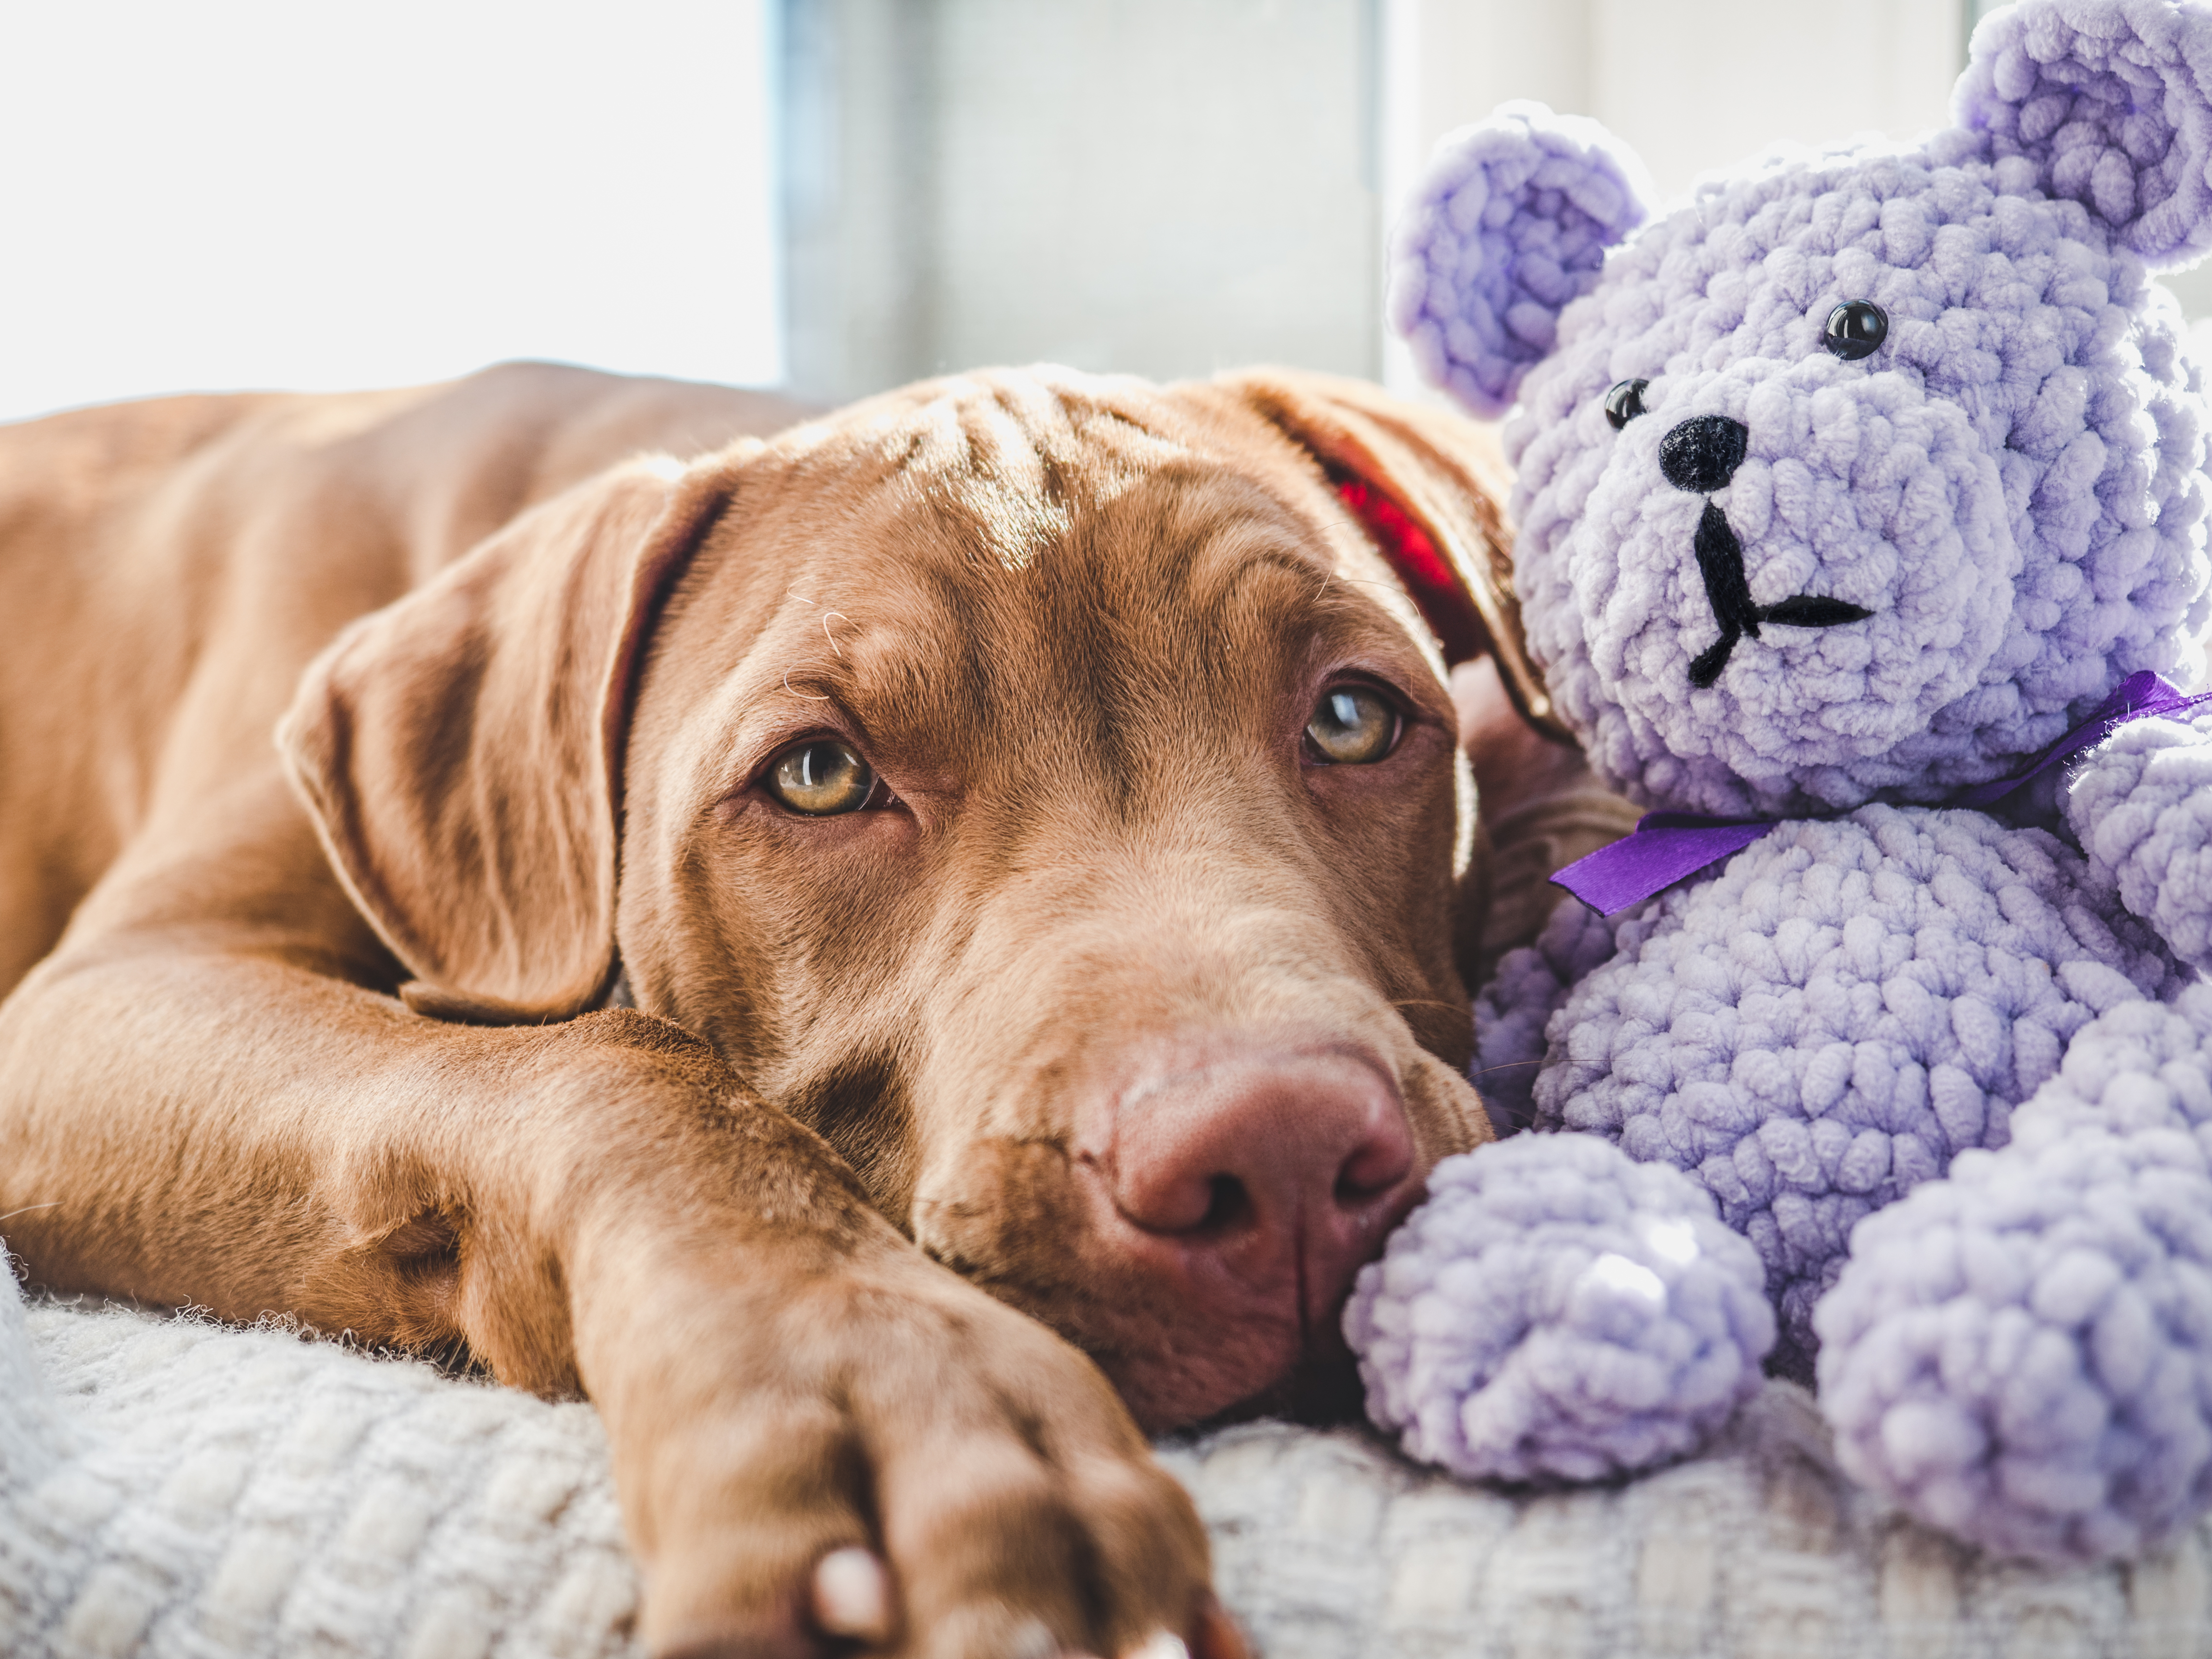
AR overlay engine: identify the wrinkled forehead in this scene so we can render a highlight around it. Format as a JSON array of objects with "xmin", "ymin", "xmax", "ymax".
[
  {"xmin": 647, "ymin": 371, "xmax": 1441, "ymax": 786},
  {"xmin": 775, "ymin": 373, "xmax": 1423, "ymax": 650},
  {"xmin": 771, "ymin": 368, "xmax": 1225, "ymax": 532}
]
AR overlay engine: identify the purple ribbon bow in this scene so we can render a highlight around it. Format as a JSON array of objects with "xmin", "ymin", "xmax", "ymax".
[{"xmin": 1552, "ymin": 671, "xmax": 2212, "ymax": 917}]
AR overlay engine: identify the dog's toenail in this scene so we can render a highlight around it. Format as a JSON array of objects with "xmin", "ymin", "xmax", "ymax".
[{"xmin": 810, "ymin": 1546, "xmax": 892, "ymax": 1642}]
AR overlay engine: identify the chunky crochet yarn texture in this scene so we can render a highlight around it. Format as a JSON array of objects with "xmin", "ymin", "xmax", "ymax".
[
  {"xmin": 1388, "ymin": 102, "xmax": 1653, "ymax": 420},
  {"xmin": 1359, "ymin": 0, "xmax": 2212, "ymax": 1563},
  {"xmin": 1397, "ymin": 6, "xmax": 2212, "ymax": 820},
  {"xmin": 1818, "ymin": 982, "xmax": 2212, "ymax": 1563},
  {"xmin": 1344, "ymin": 1133, "xmax": 1773, "ymax": 1483},
  {"xmin": 1538, "ymin": 806, "xmax": 2185, "ymax": 1369}
]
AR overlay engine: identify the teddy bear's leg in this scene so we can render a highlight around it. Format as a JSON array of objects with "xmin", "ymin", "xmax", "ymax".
[
  {"xmin": 1471, "ymin": 896, "xmax": 1623, "ymax": 1133},
  {"xmin": 1344, "ymin": 1130, "xmax": 1774, "ymax": 1482},
  {"xmin": 1815, "ymin": 983, "xmax": 2212, "ymax": 1563},
  {"xmin": 2064, "ymin": 709, "xmax": 2212, "ymax": 976}
]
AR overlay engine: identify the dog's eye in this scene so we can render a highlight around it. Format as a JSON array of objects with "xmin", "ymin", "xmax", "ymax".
[
  {"xmin": 1306, "ymin": 687, "xmax": 1398, "ymax": 765},
  {"xmin": 1824, "ymin": 300, "xmax": 1887, "ymax": 361},
  {"xmin": 1603, "ymin": 378, "xmax": 1650, "ymax": 430},
  {"xmin": 765, "ymin": 740, "xmax": 876, "ymax": 814}
]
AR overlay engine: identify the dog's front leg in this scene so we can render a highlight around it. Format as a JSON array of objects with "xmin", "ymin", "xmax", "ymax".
[{"xmin": 0, "ymin": 859, "xmax": 1221, "ymax": 1659}]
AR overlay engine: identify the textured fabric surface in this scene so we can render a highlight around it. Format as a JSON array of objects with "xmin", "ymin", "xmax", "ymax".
[
  {"xmin": 1506, "ymin": 162, "xmax": 2211, "ymax": 818},
  {"xmin": 1955, "ymin": 0, "xmax": 2212, "ymax": 269},
  {"xmin": 1470, "ymin": 893, "xmax": 1620, "ymax": 1135},
  {"xmin": 1345, "ymin": 1134, "xmax": 1772, "ymax": 1483},
  {"xmin": 13, "ymin": 1278, "xmax": 2212, "ymax": 1658},
  {"xmin": 1172, "ymin": 1391, "xmax": 2212, "ymax": 1659},
  {"xmin": 1820, "ymin": 981, "xmax": 2212, "ymax": 1563},
  {"xmin": 1, "ymin": 1290, "xmax": 640, "ymax": 1659}
]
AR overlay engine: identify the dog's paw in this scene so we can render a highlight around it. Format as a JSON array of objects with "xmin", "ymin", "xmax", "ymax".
[{"xmin": 620, "ymin": 1259, "xmax": 1237, "ymax": 1659}]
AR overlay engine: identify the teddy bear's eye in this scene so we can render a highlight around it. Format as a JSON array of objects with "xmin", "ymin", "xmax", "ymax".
[
  {"xmin": 1824, "ymin": 301, "xmax": 1888, "ymax": 361},
  {"xmin": 1603, "ymin": 379, "xmax": 1650, "ymax": 430}
]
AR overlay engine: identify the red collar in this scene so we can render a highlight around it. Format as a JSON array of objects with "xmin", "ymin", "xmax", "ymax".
[{"xmin": 1332, "ymin": 471, "xmax": 1488, "ymax": 665}]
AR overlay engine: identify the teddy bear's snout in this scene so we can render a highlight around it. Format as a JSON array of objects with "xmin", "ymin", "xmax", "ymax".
[
  {"xmin": 1655, "ymin": 412, "xmax": 1876, "ymax": 688},
  {"xmin": 1660, "ymin": 415, "xmax": 1764, "ymax": 687}
]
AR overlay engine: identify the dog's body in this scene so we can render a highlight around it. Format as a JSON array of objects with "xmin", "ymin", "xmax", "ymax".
[{"xmin": 0, "ymin": 361, "xmax": 1546, "ymax": 1656}]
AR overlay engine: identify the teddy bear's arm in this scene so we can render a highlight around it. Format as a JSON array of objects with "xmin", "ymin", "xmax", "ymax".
[
  {"xmin": 1470, "ymin": 891, "xmax": 1623, "ymax": 1133},
  {"xmin": 2061, "ymin": 709, "xmax": 2212, "ymax": 974}
]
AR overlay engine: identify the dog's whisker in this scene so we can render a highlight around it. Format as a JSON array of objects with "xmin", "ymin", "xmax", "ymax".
[
  {"xmin": 821, "ymin": 611, "xmax": 849, "ymax": 658},
  {"xmin": 783, "ymin": 668, "xmax": 832, "ymax": 701},
  {"xmin": 1470, "ymin": 1059, "xmax": 1544, "ymax": 1078},
  {"xmin": 1312, "ymin": 563, "xmax": 1405, "ymax": 600},
  {"xmin": 0, "ymin": 1202, "xmax": 60, "ymax": 1226},
  {"xmin": 1391, "ymin": 997, "xmax": 1468, "ymax": 1016}
]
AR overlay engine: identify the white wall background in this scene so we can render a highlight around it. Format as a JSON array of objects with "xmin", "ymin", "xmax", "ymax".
[
  {"xmin": 0, "ymin": 1, "xmax": 781, "ymax": 425},
  {"xmin": 780, "ymin": 0, "xmax": 1379, "ymax": 405},
  {"xmin": 786, "ymin": 0, "xmax": 1996, "ymax": 405},
  {"xmin": 926, "ymin": 0, "xmax": 1377, "ymax": 385},
  {"xmin": 1378, "ymin": 0, "xmax": 1971, "ymax": 395},
  {"xmin": 13, "ymin": 1, "xmax": 2191, "ymax": 426}
]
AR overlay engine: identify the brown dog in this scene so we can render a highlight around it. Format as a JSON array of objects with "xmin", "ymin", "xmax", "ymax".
[{"xmin": 0, "ymin": 361, "xmax": 1559, "ymax": 1657}]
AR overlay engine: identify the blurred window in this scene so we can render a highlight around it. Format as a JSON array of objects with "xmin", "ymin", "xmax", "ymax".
[{"xmin": 780, "ymin": 0, "xmax": 1381, "ymax": 403}]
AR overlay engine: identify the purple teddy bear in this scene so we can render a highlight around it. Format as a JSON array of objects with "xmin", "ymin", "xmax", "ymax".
[{"xmin": 1347, "ymin": 0, "xmax": 2212, "ymax": 1563}]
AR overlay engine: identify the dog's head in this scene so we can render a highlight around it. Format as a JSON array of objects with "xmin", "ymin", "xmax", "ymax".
[{"xmin": 279, "ymin": 366, "xmax": 1535, "ymax": 1429}]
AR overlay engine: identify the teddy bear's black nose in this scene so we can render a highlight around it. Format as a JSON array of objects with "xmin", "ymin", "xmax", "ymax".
[{"xmin": 1659, "ymin": 416, "xmax": 1748, "ymax": 493}]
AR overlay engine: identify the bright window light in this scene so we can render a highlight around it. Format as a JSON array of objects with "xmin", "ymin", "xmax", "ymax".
[{"xmin": 0, "ymin": 1, "xmax": 781, "ymax": 424}]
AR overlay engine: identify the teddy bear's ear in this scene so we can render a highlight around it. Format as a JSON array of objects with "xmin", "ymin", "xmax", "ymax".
[
  {"xmin": 1953, "ymin": 0, "xmax": 2212, "ymax": 269},
  {"xmin": 1388, "ymin": 101, "xmax": 1654, "ymax": 418}
]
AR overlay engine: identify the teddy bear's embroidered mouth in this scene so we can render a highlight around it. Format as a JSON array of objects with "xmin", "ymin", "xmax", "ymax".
[
  {"xmin": 1660, "ymin": 414, "xmax": 1874, "ymax": 685},
  {"xmin": 1688, "ymin": 500, "xmax": 1875, "ymax": 687}
]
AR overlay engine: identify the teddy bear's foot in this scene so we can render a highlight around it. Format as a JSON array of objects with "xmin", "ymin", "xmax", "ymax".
[
  {"xmin": 1816, "ymin": 984, "xmax": 2212, "ymax": 1561},
  {"xmin": 1345, "ymin": 1131, "xmax": 1773, "ymax": 1483}
]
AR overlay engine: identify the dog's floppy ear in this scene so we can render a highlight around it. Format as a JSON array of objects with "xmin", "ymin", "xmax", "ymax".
[
  {"xmin": 278, "ymin": 455, "xmax": 736, "ymax": 1023},
  {"xmin": 1223, "ymin": 367, "xmax": 1570, "ymax": 743}
]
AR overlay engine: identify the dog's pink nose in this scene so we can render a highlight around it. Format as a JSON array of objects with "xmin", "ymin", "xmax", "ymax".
[{"xmin": 1100, "ymin": 1048, "xmax": 1418, "ymax": 1309}]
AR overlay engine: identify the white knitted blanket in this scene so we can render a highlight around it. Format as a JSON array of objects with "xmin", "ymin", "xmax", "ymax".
[{"xmin": 4, "ymin": 1266, "xmax": 2208, "ymax": 1657}]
